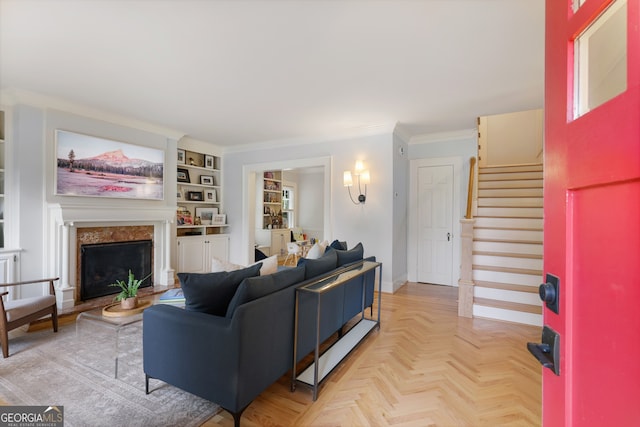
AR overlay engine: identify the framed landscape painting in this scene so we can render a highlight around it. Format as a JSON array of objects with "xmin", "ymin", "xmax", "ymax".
[{"xmin": 56, "ymin": 130, "xmax": 164, "ymax": 200}]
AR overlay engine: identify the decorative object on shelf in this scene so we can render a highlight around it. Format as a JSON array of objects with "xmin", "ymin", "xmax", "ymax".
[
  {"xmin": 204, "ymin": 189, "xmax": 216, "ymax": 202},
  {"xmin": 195, "ymin": 207, "xmax": 218, "ymax": 225},
  {"xmin": 177, "ymin": 190, "xmax": 183, "ymax": 200},
  {"xmin": 177, "ymin": 148, "xmax": 186, "ymax": 165},
  {"xmin": 205, "ymin": 155, "xmax": 215, "ymax": 169},
  {"xmin": 55, "ymin": 130, "xmax": 164, "ymax": 200},
  {"xmin": 187, "ymin": 191, "xmax": 204, "ymax": 201},
  {"xmin": 212, "ymin": 214, "xmax": 226, "ymax": 225},
  {"xmin": 176, "ymin": 207, "xmax": 192, "ymax": 225},
  {"xmin": 200, "ymin": 175, "xmax": 214, "ymax": 186},
  {"xmin": 194, "ymin": 216, "xmax": 202, "ymax": 225},
  {"xmin": 109, "ymin": 269, "xmax": 152, "ymax": 310},
  {"xmin": 343, "ymin": 160, "xmax": 370, "ymax": 204},
  {"xmin": 177, "ymin": 168, "xmax": 190, "ymax": 183}
]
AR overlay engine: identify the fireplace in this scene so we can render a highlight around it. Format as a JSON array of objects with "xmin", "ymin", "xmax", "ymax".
[{"xmin": 80, "ymin": 240, "xmax": 153, "ymax": 301}]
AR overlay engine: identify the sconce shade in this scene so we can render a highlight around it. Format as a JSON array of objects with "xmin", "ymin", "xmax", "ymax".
[
  {"xmin": 343, "ymin": 171, "xmax": 353, "ymax": 187},
  {"xmin": 360, "ymin": 170, "xmax": 370, "ymax": 185},
  {"xmin": 354, "ymin": 160, "xmax": 365, "ymax": 173}
]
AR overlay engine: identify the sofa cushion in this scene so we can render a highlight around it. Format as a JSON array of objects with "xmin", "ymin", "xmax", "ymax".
[
  {"xmin": 225, "ymin": 265, "xmax": 306, "ymax": 317},
  {"xmin": 178, "ymin": 263, "xmax": 262, "ymax": 316},
  {"xmin": 297, "ymin": 249, "xmax": 337, "ymax": 279},
  {"xmin": 210, "ymin": 255, "xmax": 278, "ymax": 276},
  {"xmin": 328, "ymin": 242, "xmax": 364, "ymax": 266}
]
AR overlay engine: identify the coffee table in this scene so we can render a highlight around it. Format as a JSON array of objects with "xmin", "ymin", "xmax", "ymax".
[{"xmin": 75, "ymin": 300, "xmax": 154, "ymax": 379}]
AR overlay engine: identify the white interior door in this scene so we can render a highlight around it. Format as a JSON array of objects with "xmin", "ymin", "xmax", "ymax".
[{"xmin": 417, "ymin": 165, "xmax": 454, "ymax": 285}]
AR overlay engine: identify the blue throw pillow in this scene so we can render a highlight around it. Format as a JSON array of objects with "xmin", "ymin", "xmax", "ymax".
[
  {"xmin": 178, "ymin": 263, "xmax": 262, "ymax": 316},
  {"xmin": 297, "ymin": 249, "xmax": 337, "ymax": 279},
  {"xmin": 329, "ymin": 239, "xmax": 348, "ymax": 250},
  {"xmin": 225, "ymin": 265, "xmax": 306, "ymax": 317},
  {"xmin": 326, "ymin": 242, "xmax": 364, "ymax": 266}
]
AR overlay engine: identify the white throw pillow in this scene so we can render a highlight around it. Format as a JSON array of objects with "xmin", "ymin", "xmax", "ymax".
[
  {"xmin": 211, "ymin": 254, "xmax": 278, "ymax": 276},
  {"xmin": 306, "ymin": 241, "xmax": 328, "ymax": 260}
]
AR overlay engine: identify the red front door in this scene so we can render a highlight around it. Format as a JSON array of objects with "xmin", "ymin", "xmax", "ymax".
[{"xmin": 544, "ymin": 0, "xmax": 640, "ymax": 425}]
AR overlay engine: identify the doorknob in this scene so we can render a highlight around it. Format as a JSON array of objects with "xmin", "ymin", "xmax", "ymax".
[
  {"xmin": 527, "ymin": 325, "xmax": 560, "ymax": 376},
  {"xmin": 447, "ymin": 232, "xmax": 451, "ymax": 241}
]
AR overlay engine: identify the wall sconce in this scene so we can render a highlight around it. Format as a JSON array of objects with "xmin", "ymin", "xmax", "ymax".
[{"xmin": 343, "ymin": 160, "xmax": 370, "ymax": 204}]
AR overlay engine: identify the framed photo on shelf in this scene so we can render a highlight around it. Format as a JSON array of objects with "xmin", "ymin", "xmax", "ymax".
[
  {"xmin": 187, "ymin": 191, "xmax": 204, "ymax": 201},
  {"xmin": 177, "ymin": 149, "xmax": 186, "ymax": 165},
  {"xmin": 176, "ymin": 190, "xmax": 183, "ymax": 200},
  {"xmin": 195, "ymin": 207, "xmax": 219, "ymax": 225},
  {"xmin": 204, "ymin": 189, "xmax": 217, "ymax": 202},
  {"xmin": 205, "ymin": 155, "xmax": 215, "ymax": 169},
  {"xmin": 177, "ymin": 168, "xmax": 190, "ymax": 183},
  {"xmin": 200, "ymin": 175, "xmax": 214, "ymax": 186},
  {"xmin": 212, "ymin": 214, "xmax": 226, "ymax": 225}
]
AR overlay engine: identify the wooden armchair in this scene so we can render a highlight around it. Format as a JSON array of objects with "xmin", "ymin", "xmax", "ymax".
[{"xmin": 0, "ymin": 277, "xmax": 59, "ymax": 358}]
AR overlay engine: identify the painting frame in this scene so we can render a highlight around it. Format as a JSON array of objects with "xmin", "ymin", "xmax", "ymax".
[
  {"xmin": 204, "ymin": 189, "xmax": 217, "ymax": 202},
  {"xmin": 187, "ymin": 191, "xmax": 204, "ymax": 201},
  {"xmin": 200, "ymin": 175, "xmax": 214, "ymax": 186},
  {"xmin": 212, "ymin": 214, "xmax": 226, "ymax": 225},
  {"xmin": 195, "ymin": 207, "xmax": 219, "ymax": 225},
  {"xmin": 204, "ymin": 154, "xmax": 215, "ymax": 169},
  {"xmin": 177, "ymin": 149, "xmax": 186, "ymax": 165},
  {"xmin": 177, "ymin": 168, "xmax": 190, "ymax": 183},
  {"xmin": 55, "ymin": 129, "xmax": 164, "ymax": 200}
]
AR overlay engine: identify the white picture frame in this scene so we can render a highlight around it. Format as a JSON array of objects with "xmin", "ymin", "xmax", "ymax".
[
  {"xmin": 204, "ymin": 189, "xmax": 217, "ymax": 202},
  {"xmin": 212, "ymin": 214, "xmax": 226, "ymax": 225}
]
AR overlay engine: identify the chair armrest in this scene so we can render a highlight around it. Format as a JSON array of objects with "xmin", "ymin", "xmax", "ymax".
[{"xmin": 0, "ymin": 278, "xmax": 59, "ymax": 292}]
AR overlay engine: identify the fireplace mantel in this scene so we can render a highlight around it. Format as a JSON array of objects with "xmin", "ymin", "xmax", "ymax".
[
  {"xmin": 49, "ymin": 203, "xmax": 175, "ymax": 224},
  {"xmin": 47, "ymin": 203, "xmax": 176, "ymax": 310}
]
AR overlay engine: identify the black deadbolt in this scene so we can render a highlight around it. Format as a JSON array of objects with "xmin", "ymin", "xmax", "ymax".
[{"xmin": 539, "ymin": 273, "xmax": 560, "ymax": 314}]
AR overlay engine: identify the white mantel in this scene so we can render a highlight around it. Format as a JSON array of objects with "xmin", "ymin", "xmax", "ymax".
[{"xmin": 47, "ymin": 203, "xmax": 176, "ymax": 310}]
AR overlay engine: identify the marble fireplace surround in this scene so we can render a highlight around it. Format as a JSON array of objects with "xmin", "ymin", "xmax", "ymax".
[{"xmin": 48, "ymin": 203, "xmax": 176, "ymax": 310}]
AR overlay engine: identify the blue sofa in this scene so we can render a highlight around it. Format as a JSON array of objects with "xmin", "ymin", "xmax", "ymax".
[{"xmin": 143, "ymin": 242, "xmax": 376, "ymax": 426}]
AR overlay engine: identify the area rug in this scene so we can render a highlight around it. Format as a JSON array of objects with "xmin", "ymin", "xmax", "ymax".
[{"xmin": 0, "ymin": 323, "xmax": 220, "ymax": 427}]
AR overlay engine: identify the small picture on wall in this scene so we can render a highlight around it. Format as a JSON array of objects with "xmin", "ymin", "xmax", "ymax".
[
  {"xmin": 177, "ymin": 168, "xmax": 190, "ymax": 183},
  {"xmin": 204, "ymin": 189, "xmax": 217, "ymax": 202},
  {"xmin": 212, "ymin": 214, "xmax": 226, "ymax": 225},
  {"xmin": 177, "ymin": 149, "xmax": 186, "ymax": 165},
  {"xmin": 195, "ymin": 207, "xmax": 219, "ymax": 225},
  {"xmin": 205, "ymin": 155, "xmax": 215, "ymax": 169},
  {"xmin": 187, "ymin": 191, "xmax": 204, "ymax": 201},
  {"xmin": 200, "ymin": 175, "xmax": 214, "ymax": 186}
]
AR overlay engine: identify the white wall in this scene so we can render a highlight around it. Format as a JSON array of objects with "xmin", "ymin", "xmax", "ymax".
[
  {"xmin": 295, "ymin": 168, "xmax": 324, "ymax": 240},
  {"xmin": 478, "ymin": 109, "xmax": 543, "ymax": 167},
  {"xmin": 223, "ymin": 131, "xmax": 398, "ymax": 292}
]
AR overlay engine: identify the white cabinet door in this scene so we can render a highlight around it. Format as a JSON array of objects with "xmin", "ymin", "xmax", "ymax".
[
  {"xmin": 177, "ymin": 236, "xmax": 207, "ymax": 273},
  {"xmin": 177, "ymin": 235, "xmax": 230, "ymax": 273},
  {"xmin": 271, "ymin": 229, "xmax": 290, "ymax": 257},
  {"xmin": 207, "ymin": 235, "xmax": 229, "ymax": 263},
  {"xmin": 0, "ymin": 253, "xmax": 18, "ymax": 299}
]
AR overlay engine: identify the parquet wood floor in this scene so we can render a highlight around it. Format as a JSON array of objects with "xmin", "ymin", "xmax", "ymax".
[{"xmin": 203, "ymin": 282, "xmax": 542, "ymax": 426}]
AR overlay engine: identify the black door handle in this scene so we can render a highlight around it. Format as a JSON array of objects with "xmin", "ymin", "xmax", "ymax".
[
  {"xmin": 539, "ymin": 273, "xmax": 560, "ymax": 314},
  {"xmin": 527, "ymin": 325, "xmax": 560, "ymax": 376}
]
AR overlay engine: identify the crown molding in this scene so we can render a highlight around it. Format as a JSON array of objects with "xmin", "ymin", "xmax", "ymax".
[
  {"xmin": 0, "ymin": 88, "xmax": 186, "ymax": 140},
  {"xmin": 223, "ymin": 122, "xmax": 396, "ymax": 154},
  {"xmin": 409, "ymin": 128, "xmax": 477, "ymax": 145}
]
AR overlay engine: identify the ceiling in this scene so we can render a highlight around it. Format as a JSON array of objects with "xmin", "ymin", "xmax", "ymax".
[{"xmin": 0, "ymin": 0, "xmax": 544, "ymax": 147}]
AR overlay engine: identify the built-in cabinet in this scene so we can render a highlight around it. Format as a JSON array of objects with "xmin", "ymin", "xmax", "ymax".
[
  {"xmin": 176, "ymin": 235, "xmax": 229, "ymax": 273},
  {"xmin": 176, "ymin": 146, "xmax": 229, "ymax": 272},
  {"xmin": 270, "ymin": 228, "xmax": 291, "ymax": 258},
  {"xmin": 261, "ymin": 170, "xmax": 284, "ymax": 229}
]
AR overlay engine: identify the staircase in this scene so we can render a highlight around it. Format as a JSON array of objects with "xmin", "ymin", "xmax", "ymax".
[{"xmin": 471, "ymin": 164, "xmax": 543, "ymax": 326}]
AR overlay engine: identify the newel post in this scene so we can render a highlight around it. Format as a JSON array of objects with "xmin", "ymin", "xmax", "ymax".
[{"xmin": 458, "ymin": 218, "xmax": 475, "ymax": 318}]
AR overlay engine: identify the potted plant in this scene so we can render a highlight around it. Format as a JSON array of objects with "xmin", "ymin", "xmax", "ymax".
[{"xmin": 110, "ymin": 269, "xmax": 151, "ymax": 309}]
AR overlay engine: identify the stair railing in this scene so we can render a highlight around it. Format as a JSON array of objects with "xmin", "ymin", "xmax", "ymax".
[{"xmin": 465, "ymin": 156, "xmax": 476, "ymax": 219}]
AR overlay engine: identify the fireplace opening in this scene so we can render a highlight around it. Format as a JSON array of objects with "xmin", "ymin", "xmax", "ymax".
[{"xmin": 80, "ymin": 240, "xmax": 153, "ymax": 301}]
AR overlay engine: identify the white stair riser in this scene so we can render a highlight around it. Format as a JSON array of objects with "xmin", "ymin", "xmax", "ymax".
[
  {"xmin": 473, "ymin": 305, "xmax": 543, "ymax": 326},
  {"xmin": 474, "ymin": 286, "xmax": 542, "ymax": 305},
  {"xmin": 480, "ymin": 165, "xmax": 543, "ymax": 173},
  {"xmin": 479, "ymin": 171, "xmax": 544, "ymax": 181},
  {"xmin": 478, "ymin": 188, "xmax": 543, "ymax": 198},
  {"xmin": 476, "ymin": 207, "xmax": 543, "ymax": 218},
  {"xmin": 479, "ymin": 179, "xmax": 544, "ymax": 189},
  {"xmin": 474, "ymin": 228, "xmax": 543, "ymax": 242},
  {"xmin": 473, "ymin": 241, "xmax": 543, "ymax": 255},
  {"xmin": 474, "ymin": 217, "xmax": 543, "ymax": 229},
  {"xmin": 473, "ymin": 269, "xmax": 542, "ymax": 286},
  {"xmin": 473, "ymin": 254, "xmax": 543, "ymax": 270},
  {"xmin": 478, "ymin": 197, "xmax": 543, "ymax": 207}
]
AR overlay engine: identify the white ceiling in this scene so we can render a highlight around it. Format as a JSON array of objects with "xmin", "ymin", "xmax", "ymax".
[{"xmin": 0, "ymin": 0, "xmax": 544, "ymax": 147}]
